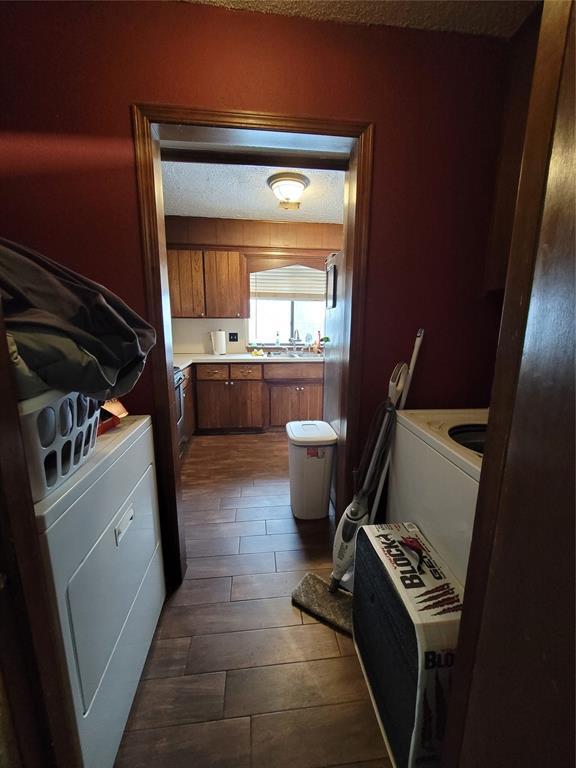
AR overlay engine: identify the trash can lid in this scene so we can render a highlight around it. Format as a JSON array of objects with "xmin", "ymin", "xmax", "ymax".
[{"xmin": 286, "ymin": 420, "xmax": 338, "ymax": 446}]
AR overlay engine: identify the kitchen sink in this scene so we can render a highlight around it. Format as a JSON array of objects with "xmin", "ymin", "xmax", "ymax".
[{"xmin": 263, "ymin": 351, "xmax": 323, "ymax": 359}]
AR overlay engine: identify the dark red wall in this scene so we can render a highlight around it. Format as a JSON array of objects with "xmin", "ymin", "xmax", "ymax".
[{"xmin": 0, "ymin": 1, "xmax": 507, "ymax": 424}]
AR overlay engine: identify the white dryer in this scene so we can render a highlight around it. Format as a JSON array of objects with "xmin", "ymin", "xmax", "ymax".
[
  {"xmin": 35, "ymin": 416, "xmax": 165, "ymax": 768},
  {"xmin": 387, "ymin": 409, "xmax": 488, "ymax": 586}
]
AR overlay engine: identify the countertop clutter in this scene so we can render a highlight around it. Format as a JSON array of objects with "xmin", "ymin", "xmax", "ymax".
[{"xmin": 173, "ymin": 352, "xmax": 324, "ymax": 368}]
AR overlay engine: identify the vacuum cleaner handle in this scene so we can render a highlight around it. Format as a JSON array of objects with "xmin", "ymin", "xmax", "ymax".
[
  {"xmin": 399, "ymin": 328, "xmax": 424, "ymax": 410},
  {"xmin": 389, "ymin": 362, "xmax": 409, "ymax": 406},
  {"xmin": 370, "ymin": 328, "xmax": 424, "ymax": 522},
  {"xmin": 330, "ymin": 328, "xmax": 425, "ymax": 592}
]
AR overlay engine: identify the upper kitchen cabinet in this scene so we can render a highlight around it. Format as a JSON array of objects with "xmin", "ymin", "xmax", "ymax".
[
  {"xmin": 167, "ymin": 249, "xmax": 206, "ymax": 317},
  {"xmin": 165, "ymin": 216, "xmax": 343, "ymax": 319},
  {"xmin": 166, "ymin": 249, "xmax": 249, "ymax": 318},
  {"xmin": 204, "ymin": 251, "xmax": 249, "ymax": 318}
]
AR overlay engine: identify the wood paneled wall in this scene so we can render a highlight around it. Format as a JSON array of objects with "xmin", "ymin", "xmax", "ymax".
[{"xmin": 165, "ymin": 216, "xmax": 343, "ymax": 251}]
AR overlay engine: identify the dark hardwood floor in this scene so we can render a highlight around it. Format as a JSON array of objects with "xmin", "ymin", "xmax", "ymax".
[{"xmin": 115, "ymin": 432, "xmax": 389, "ymax": 768}]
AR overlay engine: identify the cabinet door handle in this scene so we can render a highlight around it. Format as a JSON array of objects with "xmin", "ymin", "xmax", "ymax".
[
  {"xmin": 224, "ymin": 381, "xmax": 229, "ymax": 386},
  {"xmin": 236, "ymin": 313, "xmax": 240, "ymax": 317},
  {"xmin": 230, "ymin": 381, "xmax": 235, "ymax": 386},
  {"xmin": 200, "ymin": 312, "xmax": 205, "ymax": 317}
]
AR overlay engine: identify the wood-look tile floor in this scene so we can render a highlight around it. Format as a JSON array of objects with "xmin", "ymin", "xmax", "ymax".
[{"xmin": 115, "ymin": 433, "xmax": 390, "ymax": 768}]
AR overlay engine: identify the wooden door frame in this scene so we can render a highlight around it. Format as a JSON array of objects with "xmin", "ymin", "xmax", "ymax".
[
  {"xmin": 443, "ymin": 1, "xmax": 573, "ymax": 763},
  {"xmin": 131, "ymin": 104, "xmax": 373, "ymax": 586}
]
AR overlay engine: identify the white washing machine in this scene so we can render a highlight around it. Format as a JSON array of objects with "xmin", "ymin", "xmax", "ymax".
[{"xmin": 387, "ymin": 408, "xmax": 488, "ymax": 586}]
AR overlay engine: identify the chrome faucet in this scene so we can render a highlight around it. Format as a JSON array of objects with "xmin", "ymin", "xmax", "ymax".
[{"xmin": 288, "ymin": 330, "xmax": 301, "ymax": 353}]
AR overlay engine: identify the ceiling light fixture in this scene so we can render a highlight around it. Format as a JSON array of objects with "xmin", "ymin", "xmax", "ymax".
[{"xmin": 267, "ymin": 172, "xmax": 310, "ymax": 210}]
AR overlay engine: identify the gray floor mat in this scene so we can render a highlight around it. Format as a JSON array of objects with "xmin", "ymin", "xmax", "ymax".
[{"xmin": 292, "ymin": 572, "xmax": 353, "ymax": 635}]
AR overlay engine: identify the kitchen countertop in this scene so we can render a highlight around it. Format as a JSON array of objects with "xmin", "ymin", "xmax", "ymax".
[{"xmin": 173, "ymin": 353, "xmax": 324, "ymax": 369}]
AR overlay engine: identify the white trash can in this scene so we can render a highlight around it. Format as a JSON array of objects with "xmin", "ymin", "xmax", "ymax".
[{"xmin": 286, "ymin": 420, "xmax": 338, "ymax": 519}]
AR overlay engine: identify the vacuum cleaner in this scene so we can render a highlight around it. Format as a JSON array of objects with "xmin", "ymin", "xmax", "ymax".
[
  {"xmin": 291, "ymin": 329, "xmax": 424, "ymax": 632},
  {"xmin": 330, "ymin": 328, "xmax": 423, "ymax": 593}
]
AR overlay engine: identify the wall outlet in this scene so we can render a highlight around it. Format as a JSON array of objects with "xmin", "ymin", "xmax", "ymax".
[{"xmin": 228, "ymin": 332, "xmax": 239, "ymax": 342}]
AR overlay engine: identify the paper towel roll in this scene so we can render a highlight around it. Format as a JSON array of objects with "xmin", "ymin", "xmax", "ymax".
[{"xmin": 210, "ymin": 330, "xmax": 227, "ymax": 355}]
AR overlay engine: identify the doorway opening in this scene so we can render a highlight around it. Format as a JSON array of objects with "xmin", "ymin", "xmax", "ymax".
[
  {"xmin": 132, "ymin": 106, "xmax": 373, "ymax": 589},
  {"xmin": 164, "ymin": 160, "xmax": 343, "ymax": 430}
]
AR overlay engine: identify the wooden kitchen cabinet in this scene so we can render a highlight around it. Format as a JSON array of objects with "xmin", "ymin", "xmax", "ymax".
[
  {"xmin": 230, "ymin": 364, "xmax": 262, "ymax": 380},
  {"xmin": 195, "ymin": 363, "xmax": 323, "ymax": 431},
  {"xmin": 167, "ymin": 249, "xmax": 206, "ymax": 318},
  {"xmin": 229, "ymin": 381, "xmax": 264, "ymax": 428},
  {"xmin": 269, "ymin": 383, "xmax": 323, "ymax": 426},
  {"xmin": 167, "ymin": 249, "xmax": 249, "ymax": 319},
  {"xmin": 196, "ymin": 380, "xmax": 263, "ymax": 429},
  {"xmin": 196, "ymin": 364, "xmax": 229, "ymax": 380},
  {"xmin": 269, "ymin": 385, "xmax": 301, "ymax": 426},
  {"xmin": 263, "ymin": 362, "xmax": 324, "ymax": 380},
  {"xmin": 301, "ymin": 383, "xmax": 323, "ymax": 420},
  {"xmin": 203, "ymin": 251, "xmax": 249, "ymax": 318},
  {"xmin": 196, "ymin": 381, "xmax": 229, "ymax": 429}
]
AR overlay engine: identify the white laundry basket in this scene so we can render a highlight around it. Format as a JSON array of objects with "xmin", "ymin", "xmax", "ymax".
[
  {"xmin": 286, "ymin": 420, "xmax": 337, "ymax": 519},
  {"xmin": 18, "ymin": 390, "xmax": 100, "ymax": 502}
]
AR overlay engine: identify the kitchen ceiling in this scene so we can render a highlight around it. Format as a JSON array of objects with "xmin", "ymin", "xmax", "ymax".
[
  {"xmin": 185, "ymin": 0, "xmax": 538, "ymax": 39},
  {"xmin": 161, "ymin": 162, "xmax": 345, "ymax": 223}
]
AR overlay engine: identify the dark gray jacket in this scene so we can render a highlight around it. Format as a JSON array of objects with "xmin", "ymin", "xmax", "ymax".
[{"xmin": 0, "ymin": 238, "xmax": 156, "ymax": 400}]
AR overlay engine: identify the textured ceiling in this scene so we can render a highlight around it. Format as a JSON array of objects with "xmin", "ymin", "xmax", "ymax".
[
  {"xmin": 185, "ymin": 0, "xmax": 537, "ymax": 38},
  {"xmin": 161, "ymin": 162, "xmax": 345, "ymax": 223}
]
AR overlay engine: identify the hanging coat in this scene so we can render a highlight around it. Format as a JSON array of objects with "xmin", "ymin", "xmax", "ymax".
[{"xmin": 0, "ymin": 238, "xmax": 156, "ymax": 400}]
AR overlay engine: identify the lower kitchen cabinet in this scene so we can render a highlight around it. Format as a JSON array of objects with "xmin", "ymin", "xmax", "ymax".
[
  {"xmin": 194, "ymin": 364, "xmax": 323, "ymax": 431},
  {"xmin": 269, "ymin": 385, "xmax": 300, "ymax": 425},
  {"xmin": 197, "ymin": 380, "xmax": 264, "ymax": 429},
  {"xmin": 269, "ymin": 383, "xmax": 323, "ymax": 426},
  {"xmin": 230, "ymin": 381, "xmax": 265, "ymax": 428},
  {"xmin": 303, "ymin": 382, "xmax": 324, "ymax": 421},
  {"xmin": 196, "ymin": 381, "xmax": 228, "ymax": 429}
]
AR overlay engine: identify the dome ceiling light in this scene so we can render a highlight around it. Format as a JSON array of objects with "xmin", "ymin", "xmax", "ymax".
[{"xmin": 267, "ymin": 172, "xmax": 310, "ymax": 210}]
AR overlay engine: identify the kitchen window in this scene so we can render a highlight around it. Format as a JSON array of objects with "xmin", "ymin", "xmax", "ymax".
[{"xmin": 248, "ymin": 265, "xmax": 325, "ymax": 344}]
